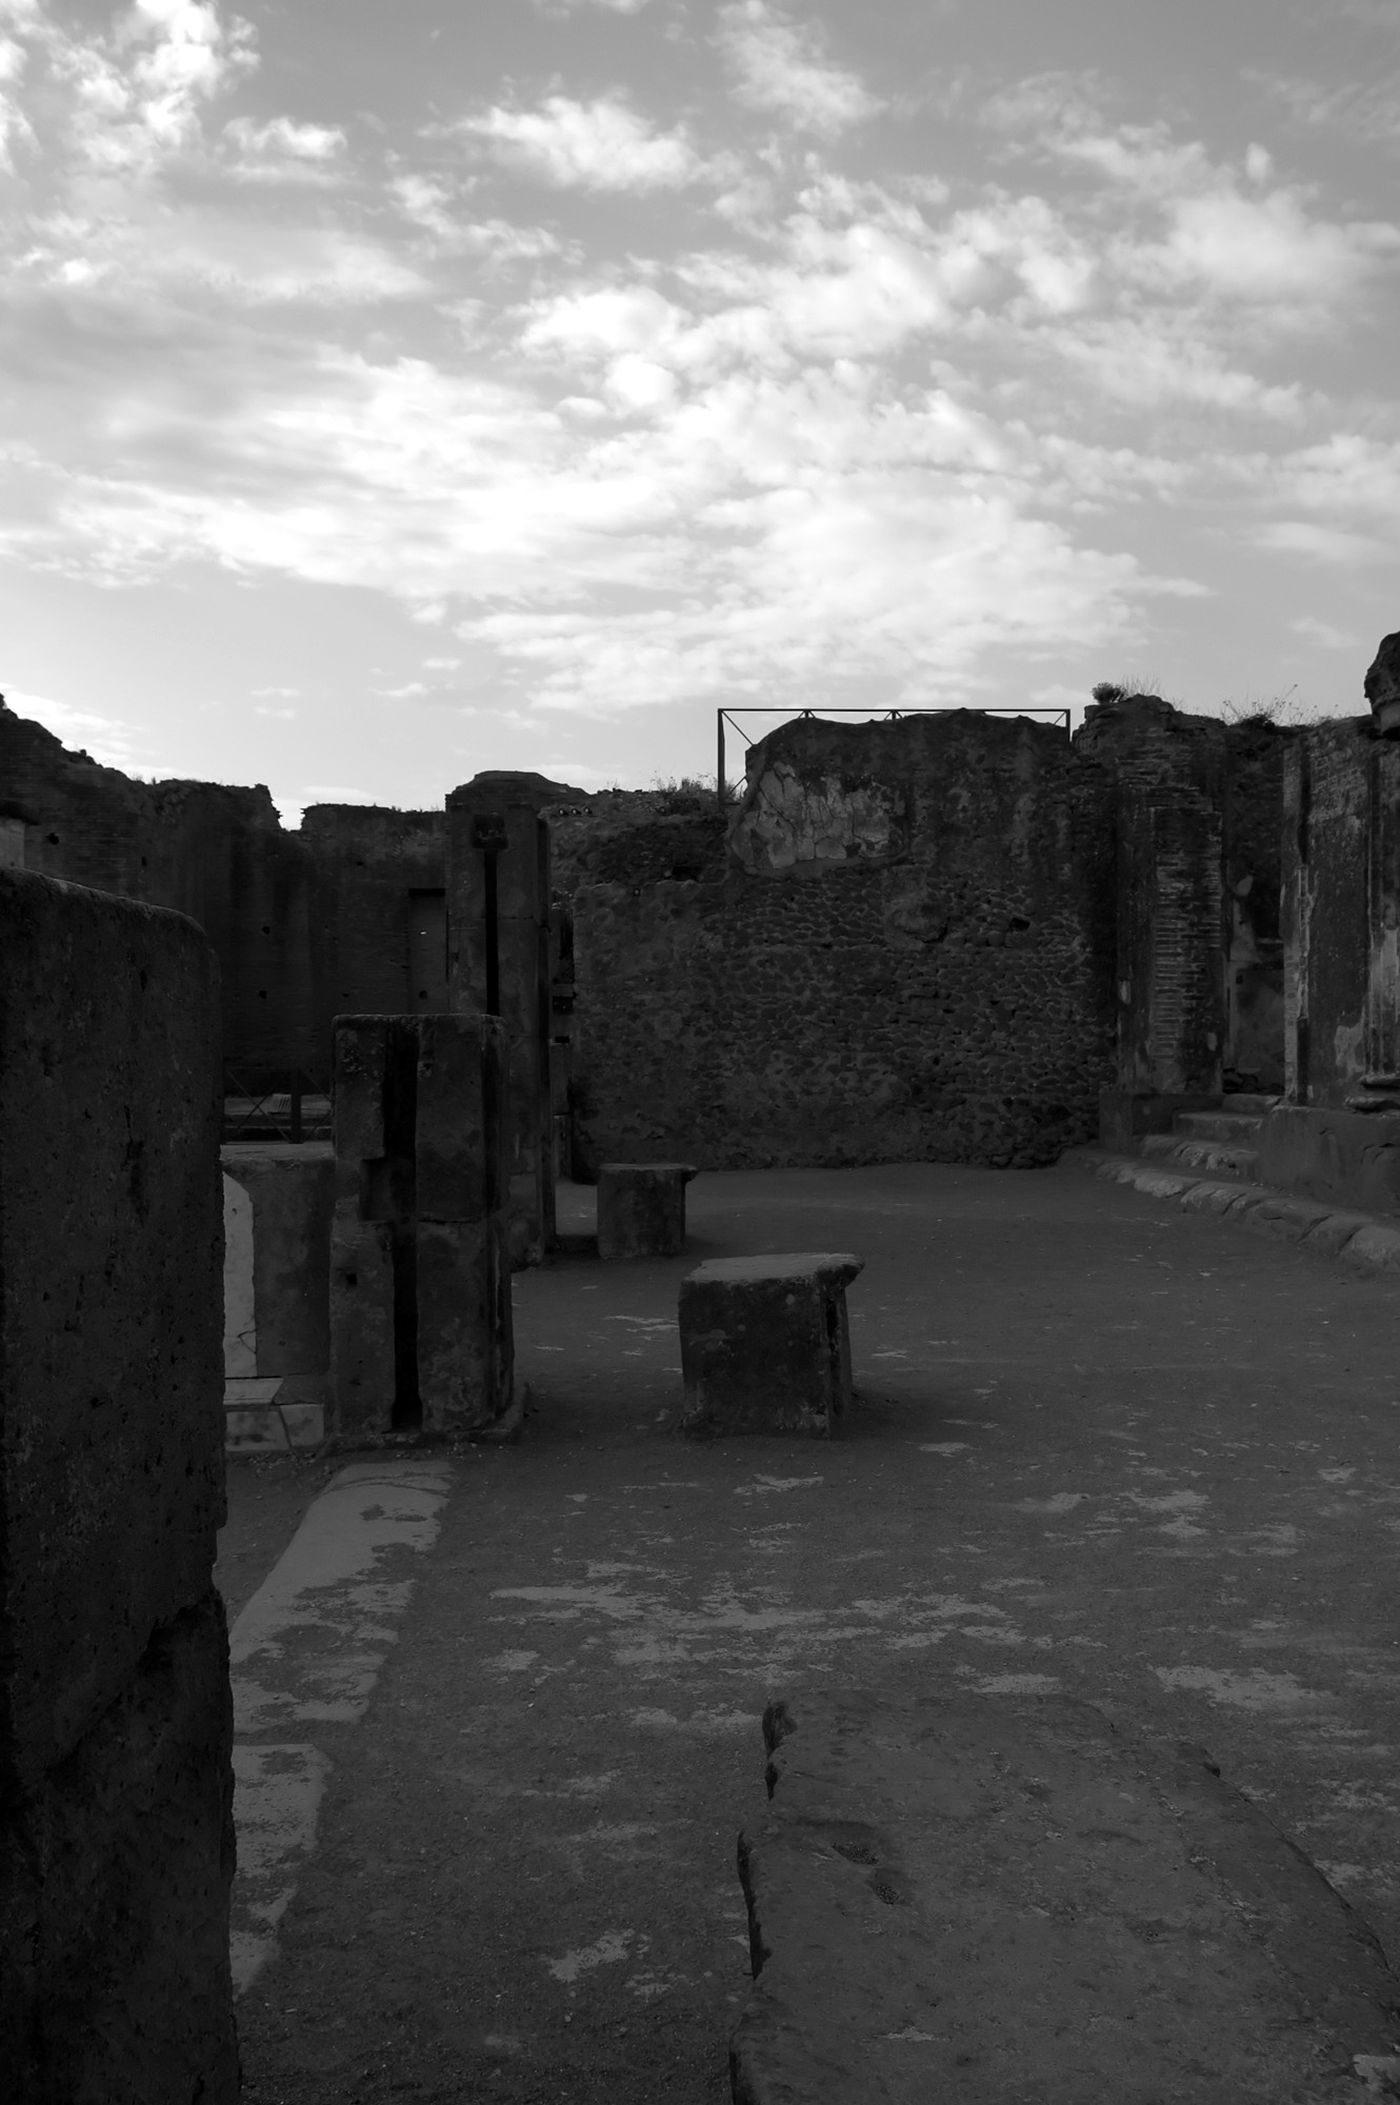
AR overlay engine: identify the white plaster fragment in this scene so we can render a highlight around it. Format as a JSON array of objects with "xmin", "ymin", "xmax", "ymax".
[{"xmin": 546, "ymin": 1929, "xmax": 635, "ymax": 1984}]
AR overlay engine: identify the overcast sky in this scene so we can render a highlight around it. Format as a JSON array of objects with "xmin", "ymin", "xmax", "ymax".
[{"xmin": 2, "ymin": 0, "xmax": 1398, "ymax": 823}]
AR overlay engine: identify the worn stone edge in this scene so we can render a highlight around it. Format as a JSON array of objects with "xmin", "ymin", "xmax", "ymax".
[{"xmin": 1056, "ymin": 1148, "xmax": 1400, "ymax": 1270}]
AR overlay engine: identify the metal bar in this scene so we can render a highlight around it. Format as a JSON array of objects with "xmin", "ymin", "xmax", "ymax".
[{"xmin": 717, "ymin": 711, "xmax": 726, "ymax": 810}]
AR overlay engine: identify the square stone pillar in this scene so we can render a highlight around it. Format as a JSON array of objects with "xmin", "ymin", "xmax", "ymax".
[
  {"xmin": 446, "ymin": 780, "xmax": 556, "ymax": 1266},
  {"xmin": 329, "ymin": 1013, "xmax": 514, "ymax": 1442}
]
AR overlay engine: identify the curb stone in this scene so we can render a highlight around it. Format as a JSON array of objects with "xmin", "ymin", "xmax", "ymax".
[{"xmin": 1056, "ymin": 1149, "xmax": 1400, "ymax": 1274}]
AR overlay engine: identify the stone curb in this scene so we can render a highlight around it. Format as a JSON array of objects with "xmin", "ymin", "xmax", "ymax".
[{"xmin": 1056, "ymin": 1149, "xmax": 1400, "ymax": 1274}]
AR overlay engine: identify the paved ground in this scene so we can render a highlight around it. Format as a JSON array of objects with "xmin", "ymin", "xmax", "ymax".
[{"xmin": 227, "ymin": 1162, "xmax": 1400, "ymax": 2104}]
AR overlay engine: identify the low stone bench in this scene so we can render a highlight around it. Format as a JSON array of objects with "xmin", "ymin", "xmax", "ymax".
[
  {"xmin": 679, "ymin": 1252, "xmax": 863, "ymax": 1437},
  {"xmin": 597, "ymin": 1161, "xmax": 698, "ymax": 1260},
  {"xmin": 732, "ymin": 1689, "xmax": 1400, "ymax": 2104}
]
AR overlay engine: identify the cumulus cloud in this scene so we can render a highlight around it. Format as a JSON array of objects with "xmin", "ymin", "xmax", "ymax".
[
  {"xmin": 458, "ymin": 95, "xmax": 702, "ymax": 190},
  {"xmin": 717, "ymin": 1, "xmax": 882, "ymax": 136},
  {"xmin": 222, "ymin": 112, "xmax": 346, "ymax": 179}
]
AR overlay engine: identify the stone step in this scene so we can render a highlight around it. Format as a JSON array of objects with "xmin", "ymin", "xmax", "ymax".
[
  {"xmin": 1174, "ymin": 1109, "xmax": 1266, "ymax": 1143},
  {"xmin": 1221, "ymin": 1092, "xmax": 1281, "ymax": 1115},
  {"xmin": 1140, "ymin": 1134, "xmax": 1259, "ymax": 1179}
]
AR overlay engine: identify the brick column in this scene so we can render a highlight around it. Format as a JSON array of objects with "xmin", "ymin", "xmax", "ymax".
[
  {"xmin": 446, "ymin": 777, "xmax": 555, "ymax": 1264},
  {"xmin": 1075, "ymin": 695, "xmax": 1227, "ymax": 1143}
]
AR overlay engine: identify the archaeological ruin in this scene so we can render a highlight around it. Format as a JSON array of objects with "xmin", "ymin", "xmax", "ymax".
[{"xmin": 5, "ymin": 630, "xmax": 1400, "ymax": 2094}]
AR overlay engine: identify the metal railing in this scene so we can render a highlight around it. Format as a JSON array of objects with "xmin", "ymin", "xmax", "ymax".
[
  {"xmin": 716, "ymin": 704, "xmax": 1073, "ymax": 807},
  {"xmin": 222, "ymin": 1068, "xmax": 331, "ymax": 1145}
]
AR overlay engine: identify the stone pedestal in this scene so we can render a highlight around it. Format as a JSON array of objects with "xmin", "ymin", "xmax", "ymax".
[
  {"xmin": 597, "ymin": 1161, "xmax": 698, "ymax": 1259},
  {"xmin": 679, "ymin": 1252, "xmax": 863, "ymax": 1437},
  {"xmin": 328, "ymin": 1013, "xmax": 515, "ymax": 1442}
]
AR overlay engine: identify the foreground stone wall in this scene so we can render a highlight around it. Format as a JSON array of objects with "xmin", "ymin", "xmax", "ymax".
[
  {"xmin": 0, "ymin": 870, "xmax": 238, "ymax": 2102},
  {"xmin": 572, "ymin": 714, "xmax": 1118, "ymax": 1171}
]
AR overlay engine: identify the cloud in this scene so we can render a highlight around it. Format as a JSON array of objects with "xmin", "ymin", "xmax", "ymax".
[
  {"xmin": 222, "ymin": 112, "xmax": 346, "ymax": 180},
  {"xmin": 1290, "ymin": 614, "xmax": 1357, "ymax": 648},
  {"xmin": 458, "ymin": 95, "xmax": 702, "ymax": 190},
  {"xmin": 717, "ymin": 1, "xmax": 881, "ymax": 136},
  {"xmin": 1253, "ymin": 520, "xmax": 1390, "ymax": 562},
  {"xmin": 5, "ymin": 685, "xmax": 163, "ymax": 770},
  {"xmin": 1159, "ymin": 185, "xmax": 1399, "ymax": 304}
]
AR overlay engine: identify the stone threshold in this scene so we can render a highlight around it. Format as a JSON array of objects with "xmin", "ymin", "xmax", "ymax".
[{"xmin": 1056, "ymin": 1147, "xmax": 1400, "ymax": 1273}]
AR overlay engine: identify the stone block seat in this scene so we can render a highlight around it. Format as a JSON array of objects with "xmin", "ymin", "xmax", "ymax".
[
  {"xmin": 679, "ymin": 1253, "xmax": 863, "ymax": 1437},
  {"xmin": 597, "ymin": 1160, "xmax": 699, "ymax": 1260}
]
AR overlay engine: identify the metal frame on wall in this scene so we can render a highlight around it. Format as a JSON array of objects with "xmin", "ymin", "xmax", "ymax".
[{"xmin": 715, "ymin": 704, "xmax": 1074, "ymax": 807}]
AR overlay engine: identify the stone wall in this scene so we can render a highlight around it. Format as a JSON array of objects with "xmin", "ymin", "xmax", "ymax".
[
  {"xmin": 572, "ymin": 713, "xmax": 1118, "ymax": 1171},
  {"xmin": 0, "ymin": 869, "xmax": 238, "ymax": 2102}
]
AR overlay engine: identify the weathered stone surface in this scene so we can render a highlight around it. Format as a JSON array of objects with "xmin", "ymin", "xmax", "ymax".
[
  {"xmin": 0, "ymin": 868, "xmax": 235, "ymax": 2103},
  {"xmin": 597, "ymin": 1161, "xmax": 698, "ymax": 1259},
  {"xmin": 328, "ymin": 1212, "xmax": 396, "ymax": 1435},
  {"xmin": 733, "ymin": 1688, "xmax": 1400, "ymax": 2105},
  {"xmin": 415, "ymin": 1011, "xmax": 505, "ymax": 1223},
  {"xmin": 680, "ymin": 1253, "xmax": 862, "ymax": 1437},
  {"xmin": 329, "ymin": 1012, "xmax": 514, "ymax": 1440},
  {"xmin": 221, "ymin": 1142, "xmax": 334, "ymax": 1375},
  {"xmin": 415, "ymin": 1218, "xmax": 514, "ymax": 1435},
  {"xmin": 0, "ymin": 869, "xmax": 224, "ymax": 1790},
  {"xmin": 446, "ymin": 780, "xmax": 555, "ymax": 1263},
  {"xmin": 1257, "ymin": 1104, "xmax": 1400, "ymax": 1221},
  {"xmin": 2, "ymin": 1595, "xmax": 239, "ymax": 2105}
]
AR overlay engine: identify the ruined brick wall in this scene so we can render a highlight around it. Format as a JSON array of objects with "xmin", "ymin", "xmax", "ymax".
[
  {"xmin": 0, "ymin": 699, "xmax": 446, "ymax": 1083},
  {"xmin": 571, "ymin": 714, "xmax": 1117, "ymax": 1172},
  {"xmin": 0, "ymin": 870, "xmax": 238, "ymax": 2102}
]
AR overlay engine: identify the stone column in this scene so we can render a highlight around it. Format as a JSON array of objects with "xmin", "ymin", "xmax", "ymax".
[
  {"xmin": 446, "ymin": 775, "xmax": 556, "ymax": 1265},
  {"xmin": 329, "ymin": 1012, "xmax": 514, "ymax": 1441}
]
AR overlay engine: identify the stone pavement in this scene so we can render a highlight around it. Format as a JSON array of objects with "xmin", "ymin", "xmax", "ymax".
[{"xmin": 227, "ymin": 1162, "xmax": 1400, "ymax": 2104}]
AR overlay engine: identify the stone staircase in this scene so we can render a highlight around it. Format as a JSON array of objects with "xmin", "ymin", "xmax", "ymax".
[{"xmin": 1138, "ymin": 1093, "xmax": 1279, "ymax": 1183}]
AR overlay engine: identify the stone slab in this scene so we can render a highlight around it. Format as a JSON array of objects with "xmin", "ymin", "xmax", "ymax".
[
  {"xmin": 0, "ymin": 869, "xmax": 224, "ymax": 1790},
  {"xmin": 732, "ymin": 1688, "xmax": 1400, "ymax": 2105}
]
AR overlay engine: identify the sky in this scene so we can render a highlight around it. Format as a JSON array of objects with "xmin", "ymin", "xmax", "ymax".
[{"xmin": 2, "ymin": 0, "xmax": 1399, "ymax": 825}]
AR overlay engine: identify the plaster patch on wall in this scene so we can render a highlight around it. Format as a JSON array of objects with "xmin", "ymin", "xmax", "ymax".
[{"xmin": 730, "ymin": 762, "xmax": 904, "ymax": 875}]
